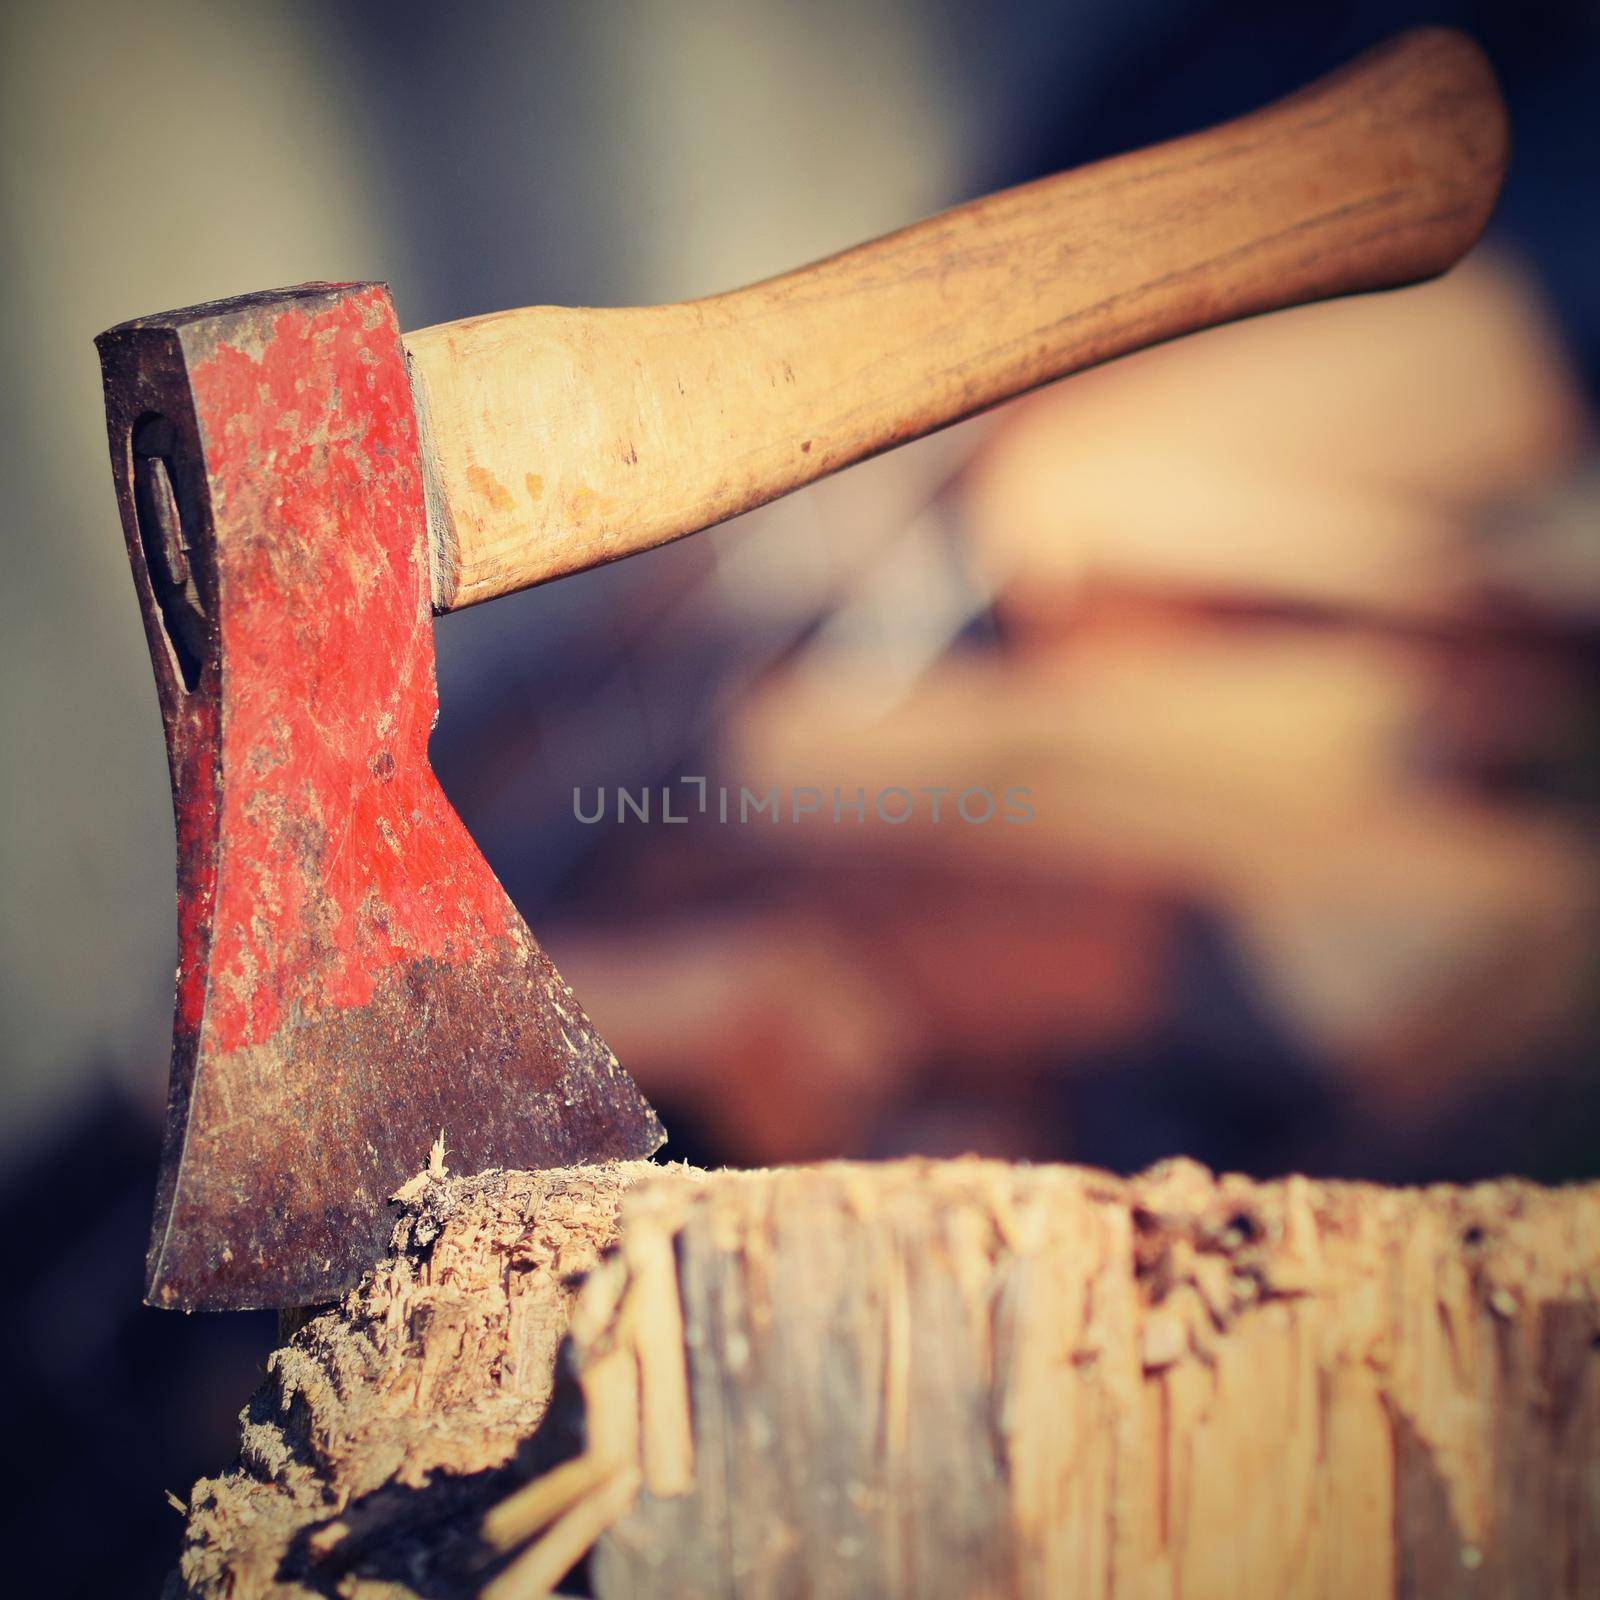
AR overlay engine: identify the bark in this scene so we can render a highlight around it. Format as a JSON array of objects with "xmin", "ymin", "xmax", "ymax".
[{"xmin": 167, "ymin": 1159, "xmax": 1600, "ymax": 1599}]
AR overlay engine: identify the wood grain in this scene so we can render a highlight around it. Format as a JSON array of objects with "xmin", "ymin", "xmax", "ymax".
[
  {"xmin": 404, "ymin": 28, "xmax": 1507, "ymax": 610},
  {"xmin": 163, "ymin": 1159, "xmax": 1600, "ymax": 1598}
]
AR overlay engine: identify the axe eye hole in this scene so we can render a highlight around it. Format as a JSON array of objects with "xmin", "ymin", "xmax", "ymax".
[{"xmin": 132, "ymin": 415, "xmax": 208, "ymax": 693}]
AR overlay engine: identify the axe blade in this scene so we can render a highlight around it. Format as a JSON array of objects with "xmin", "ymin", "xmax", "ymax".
[{"xmin": 97, "ymin": 283, "xmax": 662, "ymax": 1311}]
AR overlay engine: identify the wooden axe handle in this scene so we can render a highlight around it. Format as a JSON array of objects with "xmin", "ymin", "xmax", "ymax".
[{"xmin": 406, "ymin": 28, "xmax": 1506, "ymax": 611}]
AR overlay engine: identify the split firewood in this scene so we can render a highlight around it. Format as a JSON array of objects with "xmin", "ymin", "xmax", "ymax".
[{"xmin": 167, "ymin": 1159, "xmax": 1600, "ymax": 1599}]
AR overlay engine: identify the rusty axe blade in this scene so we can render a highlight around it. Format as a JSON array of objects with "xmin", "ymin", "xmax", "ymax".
[{"xmin": 97, "ymin": 284, "xmax": 662, "ymax": 1311}]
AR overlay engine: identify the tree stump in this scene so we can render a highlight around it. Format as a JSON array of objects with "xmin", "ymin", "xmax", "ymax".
[{"xmin": 167, "ymin": 1159, "xmax": 1600, "ymax": 1599}]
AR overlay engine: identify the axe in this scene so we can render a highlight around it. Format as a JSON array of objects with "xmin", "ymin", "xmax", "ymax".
[{"xmin": 96, "ymin": 29, "xmax": 1506, "ymax": 1311}]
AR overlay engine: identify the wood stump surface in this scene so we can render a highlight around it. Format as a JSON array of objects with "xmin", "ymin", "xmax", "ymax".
[{"xmin": 165, "ymin": 1158, "xmax": 1600, "ymax": 1599}]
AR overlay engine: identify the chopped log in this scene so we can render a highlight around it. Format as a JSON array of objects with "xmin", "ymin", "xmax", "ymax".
[{"xmin": 167, "ymin": 1159, "xmax": 1600, "ymax": 1599}]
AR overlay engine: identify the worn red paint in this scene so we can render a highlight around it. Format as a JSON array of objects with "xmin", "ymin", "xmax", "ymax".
[
  {"xmin": 188, "ymin": 289, "xmax": 515, "ymax": 1050},
  {"xmin": 98, "ymin": 284, "xmax": 662, "ymax": 1310}
]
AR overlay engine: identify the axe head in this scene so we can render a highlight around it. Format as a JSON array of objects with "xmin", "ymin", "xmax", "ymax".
[{"xmin": 97, "ymin": 282, "xmax": 662, "ymax": 1311}]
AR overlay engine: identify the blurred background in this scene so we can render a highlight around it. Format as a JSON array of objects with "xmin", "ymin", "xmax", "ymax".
[{"xmin": 2, "ymin": 0, "xmax": 1597, "ymax": 1593}]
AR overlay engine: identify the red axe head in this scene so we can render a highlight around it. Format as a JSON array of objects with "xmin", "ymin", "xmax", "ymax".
[{"xmin": 97, "ymin": 283, "xmax": 661, "ymax": 1311}]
